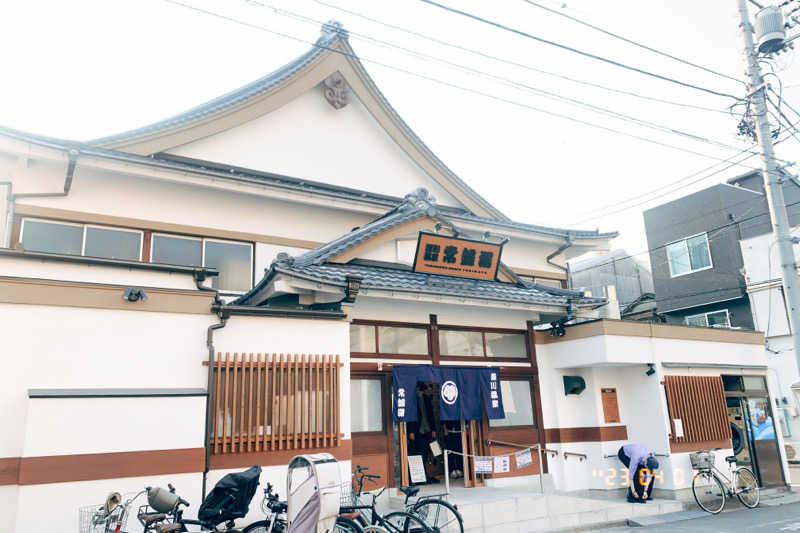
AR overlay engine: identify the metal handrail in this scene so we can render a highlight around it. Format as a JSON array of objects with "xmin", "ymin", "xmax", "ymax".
[
  {"xmin": 603, "ymin": 452, "xmax": 669, "ymax": 459},
  {"xmin": 563, "ymin": 451, "xmax": 587, "ymax": 461}
]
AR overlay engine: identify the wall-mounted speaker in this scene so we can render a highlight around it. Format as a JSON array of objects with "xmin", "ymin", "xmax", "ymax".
[{"xmin": 563, "ymin": 376, "xmax": 586, "ymax": 396}]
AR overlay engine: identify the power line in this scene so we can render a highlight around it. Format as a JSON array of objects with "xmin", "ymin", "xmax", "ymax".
[
  {"xmin": 419, "ymin": 0, "xmax": 743, "ymax": 101},
  {"xmin": 520, "ymin": 0, "xmax": 744, "ymax": 85},
  {"xmin": 256, "ymin": 1, "xmax": 758, "ymax": 158},
  {"xmin": 162, "ymin": 0, "xmax": 762, "ymax": 170},
  {"xmin": 312, "ymin": 0, "xmax": 731, "ymax": 115}
]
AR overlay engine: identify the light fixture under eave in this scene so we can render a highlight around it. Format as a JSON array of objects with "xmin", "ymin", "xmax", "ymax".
[
  {"xmin": 122, "ymin": 287, "xmax": 147, "ymax": 302},
  {"xmin": 646, "ymin": 363, "xmax": 656, "ymax": 377},
  {"xmin": 344, "ymin": 275, "xmax": 363, "ymax": 303}
]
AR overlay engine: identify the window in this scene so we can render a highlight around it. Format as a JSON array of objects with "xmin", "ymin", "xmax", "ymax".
[
  {"xmin": 350, "ymin": 379, "xmax": 383, "ymax": 432},
  {"xmin": 350, "ymin": 324, "xmax": 377, "ymax": 353},
  {"xmin": 20, "ymin": 218, "xmax": 142, "ymax": 260},
  {"xmin": 489, "ymin": 380, "xmax": 535, "ymax": 427},
  {"xmin": 151, "ymin": 233, "xmax": 253, "ymax": 292},
  {"xmin": 666, "ymin": 233, "xmax": 712, "ymax": 277},
  {"xmin": 685, "ymin": 309, "xmax": 730, "ymax": 328},
  {"xmin": 378, "ymin": 326, "xmax": 428, "ymax": 355},
  {"xmin": 439, "ymin": 328, "xmax": 527, "ymax": 359}
]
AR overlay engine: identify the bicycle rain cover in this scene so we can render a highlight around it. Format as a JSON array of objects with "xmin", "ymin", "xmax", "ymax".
[{"xmin": 198, "ymin": 465, "xmax": 262, "ymax": 523}]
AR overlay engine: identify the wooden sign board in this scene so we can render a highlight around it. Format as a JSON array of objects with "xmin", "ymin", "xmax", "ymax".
[
  {"xmin": 412, "ymin": 232, "xmax": 502, "ymax": 281},
  {"xmin": 601, "ymin": 388, "xmax": 620, "ymax": 423}
]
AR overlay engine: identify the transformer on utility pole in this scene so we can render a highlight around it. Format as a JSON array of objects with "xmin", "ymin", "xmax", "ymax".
[{"xmin": 737, "ymin": 0, "xmax": 800, "ymax": 372}]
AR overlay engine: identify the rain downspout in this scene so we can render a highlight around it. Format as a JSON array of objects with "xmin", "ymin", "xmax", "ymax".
[
  {"xmin": 6, "ymin": 148, "xmax": 79, "ymax": 247},
  {"xmin": 202, "ymin": 303, "xmax": 227, "ymax": 500},
  {"xmin": 1, "ymin": 181, "xmax": 11, "ymax": 248},
  {"xmin": 546, "ymin": 235, "xmax": 573, "ymax": 280}
]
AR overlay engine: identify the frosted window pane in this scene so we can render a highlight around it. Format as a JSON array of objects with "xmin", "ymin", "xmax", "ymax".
[
  {"xmin": 378, "ymin": 327, "xmax": 428, "ymax": 355},
  {"xmin": 667, "ymin": 241, "xmax": 690, "ymax": 276},
  {"xmin": 485, "ymin": 333, "xmax": 527, "ymax": 358},
  {"xmin": 440, "ymin": 330, "xmax": 483, "ymax": 356},
  {"xmin": 152, "ymin": 235, "xmax": 202, "ymax": 266},
  {"xmin": 350, "ymin": 325, "xmax": 376, "ymax": 353},
  {"xmin": 205, "ymin": 240, "xmax": 252, "ymax": 292},
  {"xmin": 22, "ymin": 220, "xmax": 82, "ymax": 255},
  {"xmin": 84, "ymin": 227, "xmax": 140, "ymax": 260},
  {"xmin": 351, "ymin": 379, "xmax": 383, "ymax": 432}
]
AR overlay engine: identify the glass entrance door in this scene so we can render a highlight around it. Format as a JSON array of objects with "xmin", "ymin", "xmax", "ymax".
[{"xmin": 746, "ymin": 396, "xmax": 784, "ymax": 486}]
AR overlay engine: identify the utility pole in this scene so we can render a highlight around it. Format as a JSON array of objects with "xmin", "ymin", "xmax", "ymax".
[{"xmin": 737, "ymin": 0, "xmax": 800, "ymax": 371}]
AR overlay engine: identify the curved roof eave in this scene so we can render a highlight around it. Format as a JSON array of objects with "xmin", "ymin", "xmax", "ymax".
[{"xmin": 88, "ymin": 21, "xmax": 507, "ymax": 220}]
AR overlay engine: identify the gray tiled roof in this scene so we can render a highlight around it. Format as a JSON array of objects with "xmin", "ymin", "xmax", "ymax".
[
  {"xmin": 90, "ymin": 22, "xmax": 347, "ymax": 145},
  {"xmin": 273, "ymin": 261, "xmax": 605, "ymax": 307},
  {"xmin": 292, "ymin": 188, "xmax": 616, "ymax": 269}
]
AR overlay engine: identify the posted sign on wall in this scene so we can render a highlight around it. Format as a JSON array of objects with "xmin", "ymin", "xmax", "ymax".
[{"xmin": 412, "ymin": 232, "xmax": 502, "ymax": 281}]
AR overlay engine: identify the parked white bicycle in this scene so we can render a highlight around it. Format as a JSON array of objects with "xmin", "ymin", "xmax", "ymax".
[{"xmin": 690, "ymin": 449, "xmax": 759, "ymax": 514}]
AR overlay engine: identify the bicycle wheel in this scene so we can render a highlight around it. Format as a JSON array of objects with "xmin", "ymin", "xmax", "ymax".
[
  {"xmin": 692, "ymin": 471, "xmax": 726, "ymax": 514},
  {"xmin": 336, "ymin": 515, "xmax": 364, "ymax": 532},
  {"xmin": 383, "ymin": 511, "xmax": 432, "ymax": 533},
  {"xmin": 412, "ymin": 499, "xmax": 464, "ymax": 533},
  {"xmin": 735, "ymin": 467, "xmax": 760, "ymax": 508},
  {"xmin": 242, "ymin": 519, "xmax": 270, "ymax": 533}
]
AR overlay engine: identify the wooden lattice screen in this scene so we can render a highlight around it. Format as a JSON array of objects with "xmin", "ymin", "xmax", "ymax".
[
  {"xmin": 664, "ymin": 375, "xmax": 729, "ymax": 447},
  {"xmin": 209, "ymin": 353, "xmax": 341, "ymax": 454}
]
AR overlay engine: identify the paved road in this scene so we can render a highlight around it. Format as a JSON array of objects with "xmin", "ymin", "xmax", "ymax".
[{"xmin": 597, "ymin": 502, "xmax": 800, "ymax": 532}]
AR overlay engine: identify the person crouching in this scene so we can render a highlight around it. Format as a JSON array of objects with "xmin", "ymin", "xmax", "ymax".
[{"xmin": 617, "ymin": 443, "xmax": 659, "ymax": 503}]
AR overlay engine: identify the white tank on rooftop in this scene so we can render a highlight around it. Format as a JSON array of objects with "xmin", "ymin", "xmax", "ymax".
[{"xmin": 755, "ymin": 6, "xmax": 786, "ymax": 54}]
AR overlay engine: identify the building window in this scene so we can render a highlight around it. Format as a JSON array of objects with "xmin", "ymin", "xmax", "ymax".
[
  {"xmin": 685, "ymin": 309, "xmax": 730, "ymax": 328},
  {"xmin": 439, "ymin": 328, "xmax": 528, "ymax": 359},
  {"xmin": 151, "ymin": 233, "xmax": 252, "ymax": 292},
  {"xmin": 489, "ymin": 380, "xmax": 535, "ymax": 427},
  {"xmin": 378, "ymin": 326, "xmax": 428, "ymax": 355},
  {"xmin": 666, "ymin": 233, "xmax": 712, "ymax": 277},
  {"xmin": 350, "ymin": 379, "xmax": 383, "ymax": 432},
  {"xmin": 350, "ymin": 324, "xmax": 377, "ymax": 353},
  {"xmin": 20, "ymin": 218, "xmax": 142, "ymax": 261}
]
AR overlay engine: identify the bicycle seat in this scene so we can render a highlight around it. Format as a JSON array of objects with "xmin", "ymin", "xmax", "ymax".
[
  {"xmin": 139, "ymin": 512, "xmax": 167, "ymax": 525},
  {"xmin": 725, "ymin": 455, "xmax": 737, "ymax": 464},
  {"xmin": 339, "ymin": 511, "xmax": 361, "ymax": 520},
  {"xmin": 399, "ymin": 486, "xmax": 420, "ymax": 498}
]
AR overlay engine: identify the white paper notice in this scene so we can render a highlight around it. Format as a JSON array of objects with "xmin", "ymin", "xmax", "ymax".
[
  {"xmin": 429, "ymin": 440, "xmax": 442, "ymax": 457},
  {"xmin": 494, "ymin": 455, "xmax": 510, "ymax": 473},
  {"xmin": 474, "ymin": 456, "xmax": 493, "ymax": 474},
  {"xmin": 408, "ymin": 455, "xmax": 427, "ymax": 484},
  {"xmin": 515, "ymin": 448, "xmax": 533, "ymax": 469},
  {"xmin": 674, "ymin": 418, "xmax": 685, "ymax": 439}
]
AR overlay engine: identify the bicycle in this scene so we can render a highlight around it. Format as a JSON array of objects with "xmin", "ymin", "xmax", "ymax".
[
  {"xmin": 242, "ymin": 482, "xmax": 363, "ymax": 533},
  {"xmin": 79, "ymin": 490, "xmax": 146, "ymax": 533},
  {"xmin": 350, "ymin": 465, "xmax": 462, "ymax": 533},
  {"xmin": 339, "ymin": 467, "xmax": 432, "ymax": 533},
  {"xmin": 690, "ymin": 449, "xmax": 760, "ymax": 514}
]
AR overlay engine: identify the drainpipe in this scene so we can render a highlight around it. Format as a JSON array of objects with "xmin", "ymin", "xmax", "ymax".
[
  {"xmin": 7, "ymin": 149, "xmax": 79, "ymax": 247},
  {"xmin": 547, "ymin": 235, "xmax": 573, "ymax": 282},
  {"xmin": 202, "ymin": 306, "xmax": 228, "ymax": 500}
]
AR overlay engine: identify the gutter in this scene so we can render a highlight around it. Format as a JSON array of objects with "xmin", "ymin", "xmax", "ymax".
[
  {"xmin": 211, "ymin": 303, "xmax": 347, "ymax": 319},
  {"xmin": 546, "ymin": 236, "xmax": 573, "ymax": 274},
  {"xmin": 5, "ymin": 149, "xmax": 79, "ymax": 247}
]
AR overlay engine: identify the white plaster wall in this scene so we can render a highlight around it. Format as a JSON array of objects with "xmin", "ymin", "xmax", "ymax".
[
  {"xmin": 13, "ymin": 471, "xmax": 202, "ymax": 533},
  {"xmin": 353, "ymin": 296, "xmax": 538, "ymax": 329},
  {"xmin": 22, "ymin": 396, "xmax": 205, "ymax": 457},
  {"xmin": 0, "ymin": 485, "xmax": 19, "ymax": 533},
  {"xmin": 167, "ymin": 86, "xmax": 461, "ymax": 208},
  {"xmin": 0, "ymin": 303, "xmax": 213, "ymax": 459},
  {"xmin": 214, "ymin": 315, "xmax": 351, "ymax": 439},
  {"xmin": 750, "ymin": 288, "xmax": 791, "ymax": 337},
  {"xmin": 0, "ymin": 256, "xmax": 203, "ymax": 290},
  {"xmin": 254, "ymin": 243, "xmax": 310, "ymax": 278}
]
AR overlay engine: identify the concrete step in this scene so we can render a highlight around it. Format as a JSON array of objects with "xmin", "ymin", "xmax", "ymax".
[{"xmin": 626, "ymin": 509, "xmax": 709, "ymax": 527}]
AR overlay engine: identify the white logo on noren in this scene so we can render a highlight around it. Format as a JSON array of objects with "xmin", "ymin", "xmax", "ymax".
[{"xmin": 441, "ymin": 380, "xmax": 458, "ymax": 405}]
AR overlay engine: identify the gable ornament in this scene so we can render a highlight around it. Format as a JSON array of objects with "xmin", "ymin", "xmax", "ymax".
[{"xmin": 323, "ymin": 72, "xmax": 349, "ymax": 109}]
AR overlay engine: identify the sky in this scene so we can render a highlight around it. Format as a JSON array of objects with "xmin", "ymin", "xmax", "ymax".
[{"xmin": 1, "ymin": 0, "xmax": 799, "ymax": 267}]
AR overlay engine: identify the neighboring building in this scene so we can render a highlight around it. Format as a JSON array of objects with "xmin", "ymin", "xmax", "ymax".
[
  {"xmin": 644, "ymin": 171, "xmax": 800, "ymax": 486},
  {"xmin": 0, "ymin": 22, "xmax": 782, "ymax": 533},
  {"xmin": 569, "ymin": 249, "xmax": 656, "ymax": 320}
]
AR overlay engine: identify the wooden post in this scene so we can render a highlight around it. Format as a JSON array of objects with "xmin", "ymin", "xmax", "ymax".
[
  {"xmin": 527, "ymin": 320, "xmax": 548, "ymax": 474},
  {"xmin": 271, "ymin": 353, "xmax": 277, "ymax": 451}
]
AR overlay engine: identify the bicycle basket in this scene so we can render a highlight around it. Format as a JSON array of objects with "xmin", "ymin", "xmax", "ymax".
[
  {"xmin": 339, "ymin": 481, "xmax": 356, "ymax": 507},
  {"xmin": 689, "ymin": 451, "xmax": 714, "ymax": 470},
  {"xmin": 79, "ymin": 504, "xmax": 127, "ymax": 533}
]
